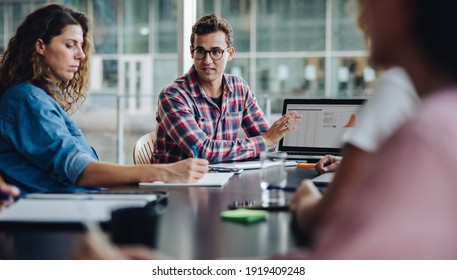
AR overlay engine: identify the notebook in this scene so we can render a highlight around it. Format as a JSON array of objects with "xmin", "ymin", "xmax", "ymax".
[
  {"xmin": 0, "ymin": 192, "xmax": 167, "ymax": 226},
  {"xmin": 279, "ymin": 99, "xmax": 365, "ymax": 162},
  {"xmin": 0, "ymin": 197, "xmax": 155, "ymax": 224},
  {"xmin": 139, "ymin": 172, "xmax": 234, "ymax": 188}
]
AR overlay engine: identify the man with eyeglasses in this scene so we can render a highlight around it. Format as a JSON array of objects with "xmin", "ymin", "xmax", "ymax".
[{"xmin": 153, "ymin": 14, "xmax": 300, "ymax": 163}]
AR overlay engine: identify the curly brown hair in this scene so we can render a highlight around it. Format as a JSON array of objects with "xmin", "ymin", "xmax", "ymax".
[{"xmin": 0, "ymin": 4, "xmax": 92, "ymax": 113}]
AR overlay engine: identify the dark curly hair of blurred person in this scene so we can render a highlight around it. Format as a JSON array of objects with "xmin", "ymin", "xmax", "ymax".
[{"xmin": 411, "ymin": 0, "xmax": 457, "ymax": 79}]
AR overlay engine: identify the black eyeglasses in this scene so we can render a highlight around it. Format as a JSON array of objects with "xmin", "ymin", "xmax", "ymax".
[{"xmin": 192, "ymin": 47, "xmax": 231, "ymax": 61}]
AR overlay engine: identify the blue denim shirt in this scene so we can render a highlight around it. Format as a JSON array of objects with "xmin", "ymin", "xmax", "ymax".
[{"xmin": 0, "ymin": 83, "xmax": 98, "ymax": 193}]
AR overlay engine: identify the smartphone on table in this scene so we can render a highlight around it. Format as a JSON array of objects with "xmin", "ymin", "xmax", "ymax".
[{"xmin": 228, "ymin": 200, "xmax": 289, "ymax": 211}]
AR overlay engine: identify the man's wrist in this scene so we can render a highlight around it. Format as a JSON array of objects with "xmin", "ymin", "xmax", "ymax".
[{"xmin": 262, "ymin": 136, "xmax": 273, "ymax": 147}]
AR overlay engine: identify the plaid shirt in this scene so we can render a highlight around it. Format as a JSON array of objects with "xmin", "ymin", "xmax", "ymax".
[{"xmin": 153, "ymin": 66, "xmax": 274, "ymax": 163}]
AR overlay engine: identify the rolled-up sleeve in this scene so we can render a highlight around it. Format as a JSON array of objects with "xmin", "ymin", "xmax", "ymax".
[{"xmin": 10, "ymin": 90, "xmax": 97, "ymax": 185}]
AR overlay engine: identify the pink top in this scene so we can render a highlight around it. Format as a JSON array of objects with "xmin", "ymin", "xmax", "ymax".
[{"xmin": 294, "ymin": 88, "xmax": 457, "ymax": 259}]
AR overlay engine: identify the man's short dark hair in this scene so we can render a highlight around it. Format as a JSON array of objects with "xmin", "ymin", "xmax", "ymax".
[{"xmin": 190, "ymin": 13, "xmax": 233, "ymax": 47}]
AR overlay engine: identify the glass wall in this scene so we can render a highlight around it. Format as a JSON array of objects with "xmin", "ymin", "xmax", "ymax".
[
  {"xmin": 197, "ymin": 0, "xmax": 376, "ymax": 112},
  {"xmin": 332, "ymin": 0, "xmax": 365, "ymax": 51},
  {"xmin": 256, "ymin": 0, "xmax": 326, "ymax": 52},
  {"xmin": 92, "ymin": 0, "xmax": 118, "ymax": 54},
  {"xmin": 0, "ymin": 0, "xmax": 376, "ymax": 163}
]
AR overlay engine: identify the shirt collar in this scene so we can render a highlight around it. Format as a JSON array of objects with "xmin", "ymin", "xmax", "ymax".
[{"xmin": 187, "ymin": 65, "xmax": 234, "ymax": 98}]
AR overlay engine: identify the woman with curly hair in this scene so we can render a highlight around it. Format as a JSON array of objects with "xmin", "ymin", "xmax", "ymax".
[{"xmin": 0, "ymin": 4, "xmax": 208, "ymax": 194}]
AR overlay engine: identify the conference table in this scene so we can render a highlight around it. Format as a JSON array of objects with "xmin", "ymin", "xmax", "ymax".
[{"xmin": 0, "ymin": 167, "xmax": 318, "ymax": 260}]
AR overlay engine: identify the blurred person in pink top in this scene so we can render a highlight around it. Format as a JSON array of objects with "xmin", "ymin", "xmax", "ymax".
[
  {"xmin": 289, "ymin": 0, "xmax": 457, "ymax": 259},
  {"xmin": 291, "ymin": 0, "xmax": 421, "ymax": 246}
]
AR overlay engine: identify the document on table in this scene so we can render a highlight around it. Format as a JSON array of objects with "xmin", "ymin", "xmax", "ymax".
[
  {"xmin": 209, "ymin": 160, "xmax": 297, "ymax": 170},
  {"xmin": 311, "ymin": 172, "xmax": 335, "ymax": 186},
  {"xmin": 139, "ymin": 172, "xmax": 234, "ymax": 188},
  {"xmin": 0, "ymin": 198, "xmax": 150, "ymax": 224},
  {"xmin": 25, "ymin": 193, "xmax": 159, "ymax": 201}
]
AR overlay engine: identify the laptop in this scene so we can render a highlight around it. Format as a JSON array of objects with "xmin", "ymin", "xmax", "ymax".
[{"xmin": 279, "ymin": 99, "xmax": 365, "ymax": 162}]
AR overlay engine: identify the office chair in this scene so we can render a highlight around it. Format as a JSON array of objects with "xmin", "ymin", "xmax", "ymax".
[{"xmin": 132, "ymin": 132, "xmax": 156, "ymax": 165}]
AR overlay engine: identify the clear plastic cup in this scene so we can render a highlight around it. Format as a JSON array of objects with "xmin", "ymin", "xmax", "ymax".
[{"xmin": 260, "ymin": 151, "xmax": 288, "ymax": 205}]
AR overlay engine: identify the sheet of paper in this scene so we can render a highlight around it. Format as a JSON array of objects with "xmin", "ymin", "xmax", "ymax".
[
  {"xmin": 139, "ymin": 172, "xmax": 234, "ymax": 188},
  {"xmin": 0, "ymin": 199, "xmax": 149, "ymax": 223},
  {"xmin": 209, "ymin": 160, "xmax": 297, "ymax": 170},
  {"xmin": 311, "ymin": 172, "xmax": 335, "ymax": 185},
  {"xmin": 26, "ymin": 193, "xmax": 159, "ymax": 201}
]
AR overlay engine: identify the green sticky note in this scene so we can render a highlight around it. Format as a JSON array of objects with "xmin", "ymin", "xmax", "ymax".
[{"xmin": 220, "ymin": 208, "xmax": 268, "ymax": 224}]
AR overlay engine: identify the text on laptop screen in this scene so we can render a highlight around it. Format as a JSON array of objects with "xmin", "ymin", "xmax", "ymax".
[{"xmin": 283, "ymin": 103, "xmax": 362, "ymax": 149}]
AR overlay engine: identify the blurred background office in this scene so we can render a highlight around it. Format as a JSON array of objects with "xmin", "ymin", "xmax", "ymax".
[{"xmin": 0, "ymin": 0, "xmax": 376, "ymax": 164}]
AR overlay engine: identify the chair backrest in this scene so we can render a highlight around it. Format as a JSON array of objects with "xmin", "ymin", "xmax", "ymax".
[{"xmin": 132, "ymin": 132, "xmax": 156, "ymax": 165}]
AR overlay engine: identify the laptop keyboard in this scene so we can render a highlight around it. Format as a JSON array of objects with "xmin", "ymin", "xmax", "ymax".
[
  {"xmin": 287, "ymin": 152, "xmax": 326, "ymax": 157},
  {"xmin": 284, "ymin": 152, "xmax": 341, "ymax": 162},
  {"xmin": 285, "ymin": 154, "xmax": 325, "ymax": 162}
]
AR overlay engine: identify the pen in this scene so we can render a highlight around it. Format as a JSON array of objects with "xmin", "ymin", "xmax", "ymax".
[
  {"xmin": 209, "ymin": 167, "xmax": 234, "ymax": 172},
  {"xmin": 296, "ymin": 163, "xmax": 316, "ymax": 169},
  {"xmin": 191, "ymin": 145, "xmax": 198, "ymax": 158},
  {"xmin": 0, "ymin": 193, "xmax": 11, "ymax": 201},
  {"xmin": 209, "ymin": 167, "xmax": 244, "ymax": 174},
  {"xmin": 266, "ymin": 185, "xmax": 296, "ymax": 192}
]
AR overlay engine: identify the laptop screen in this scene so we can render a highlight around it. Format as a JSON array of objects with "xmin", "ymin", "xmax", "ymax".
[{"xmin": 279, "ymin": 99, "xmax": 365, "ymax": 155}]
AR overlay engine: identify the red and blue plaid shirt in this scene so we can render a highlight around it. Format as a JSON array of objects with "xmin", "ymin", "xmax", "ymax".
[{"xmin": 153, "ymin": 66, "xmax": 274, "ymax": 163}]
